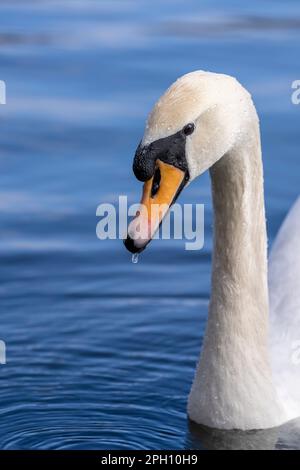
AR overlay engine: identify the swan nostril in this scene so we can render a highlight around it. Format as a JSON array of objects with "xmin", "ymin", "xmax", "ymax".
[{"xmin": 151, "ymin": 167, "xmax": 161, "ymax": 198}]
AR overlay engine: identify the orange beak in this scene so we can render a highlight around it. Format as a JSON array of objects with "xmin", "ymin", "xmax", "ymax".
[{"xmin": 125, "ymin": 159, "xmax": 186, "ymax": 253}]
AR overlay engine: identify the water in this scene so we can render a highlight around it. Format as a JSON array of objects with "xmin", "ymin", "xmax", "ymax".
[{"xmin": 0, "ymin": 0, "xmax": 299, "ymax": 450}]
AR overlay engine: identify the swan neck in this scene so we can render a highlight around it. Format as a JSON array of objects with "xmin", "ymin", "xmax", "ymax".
[
  {"xmin": 188, "ymin": 122, "xmax": 284, "ymax": 430},
  {"xmin": 209, "ymin": 137, "xmax": 269, "ymax": 330}
]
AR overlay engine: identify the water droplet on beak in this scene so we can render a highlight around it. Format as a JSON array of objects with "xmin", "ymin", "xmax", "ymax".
[{"xmin": 131, "ymin": 253, "xmax": 139, "ymax": 264}]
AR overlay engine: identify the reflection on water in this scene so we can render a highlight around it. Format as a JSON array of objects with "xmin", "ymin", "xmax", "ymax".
[
  {"xmin": 187, "ymin": 418, "xmax": 300, "ymax": 450},
  {"xmin": 0, "ymin": 0, "xmax": 299, "ymax": 450},
  {"xmin": 187, "ymin": 421, "xmax": 279, "ymax": 450},
  {"xmin": 160, "ymin": 15, "xmax": 300, "ymax": 38},
  {"xmin": 0, "ymin": 33, "xmax": 51, "ymax": 45}
]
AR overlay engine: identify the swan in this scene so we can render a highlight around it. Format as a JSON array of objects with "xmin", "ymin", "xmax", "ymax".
[{"xmin": 124, "ymin": 70, "xmax": 300, "ymax": 431}]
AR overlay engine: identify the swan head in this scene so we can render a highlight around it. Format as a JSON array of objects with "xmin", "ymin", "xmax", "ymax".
[{"xmin": 124, "ymin": 70, "xmax": 254, "ymax": 253}]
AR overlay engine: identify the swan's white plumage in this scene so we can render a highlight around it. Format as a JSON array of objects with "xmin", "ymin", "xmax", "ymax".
[
  {"xmin": 142, "ymin": 71, "xmax": 251, "ymax": 182},
  {"xmin": 269, "ymin": 197, "xmax": 300, "ymax": 422},
  {"xmin": 138, "ymin": 70, "xmax": 299, "ymax": 430}
]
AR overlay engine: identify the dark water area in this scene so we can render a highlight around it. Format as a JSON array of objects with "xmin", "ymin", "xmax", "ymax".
[{"xmin": 0, "ymin": 0, "xmax": 299, "ymax": 449}]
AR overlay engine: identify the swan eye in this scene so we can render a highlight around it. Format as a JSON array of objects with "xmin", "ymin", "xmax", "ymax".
[{"xmin": 183, "ymin": 123, "xmax": 195, "ymax": 136}]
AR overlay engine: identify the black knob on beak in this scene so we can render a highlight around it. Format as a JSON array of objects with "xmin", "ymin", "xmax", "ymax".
[{"xmin": 123, "ymin": 235, "xmax": 145, "ymax": 254}]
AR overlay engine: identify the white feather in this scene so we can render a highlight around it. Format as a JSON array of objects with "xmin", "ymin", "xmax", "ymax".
[
  {"xmin": 142, "ymin": 70, "xmax": 299, "ymax": 430},
  {"xmin": 269, "ymin": 197, "xmax": 300, "ymax": 422}
]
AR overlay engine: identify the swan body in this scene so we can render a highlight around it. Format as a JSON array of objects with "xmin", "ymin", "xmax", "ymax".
[
  {"xmin": 269, "ymin": 197, "xmax": 300, "ymax": 423},
  {"xmin": 125, "ymin": 70, "xmax": 300, "ymax": 430}
]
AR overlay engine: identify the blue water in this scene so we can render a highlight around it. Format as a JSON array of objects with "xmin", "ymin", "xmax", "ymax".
[{"xmin": 0, "ymin": 0, "xmax": 299, "ymax": 450}]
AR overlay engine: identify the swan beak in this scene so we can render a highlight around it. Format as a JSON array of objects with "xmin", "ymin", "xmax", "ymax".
[{"xmin": 124, "ymin": 160, "xmax": 186, "ymax": 253}]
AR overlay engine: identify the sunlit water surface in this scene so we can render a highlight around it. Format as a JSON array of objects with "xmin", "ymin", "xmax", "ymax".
[{"xmin": 0, "ymin": 0, "xmax": 299, "ymax": 449}]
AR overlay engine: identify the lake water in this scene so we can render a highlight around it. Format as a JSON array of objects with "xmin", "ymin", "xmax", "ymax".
[{"xmin": 0, "ymin": 0, "xmax": 299, "ymax": 450}]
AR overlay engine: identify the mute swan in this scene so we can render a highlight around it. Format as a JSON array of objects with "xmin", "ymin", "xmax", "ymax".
[{"xmin": 124, "ymin": 71, "xmax": 300, "ymax": 431}]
